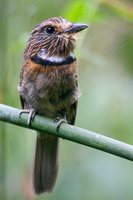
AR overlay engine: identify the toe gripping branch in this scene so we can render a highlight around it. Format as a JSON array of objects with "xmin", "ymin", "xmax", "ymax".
[
  {"xmin": 54, "ymin": 117, "xmax": 67, "ymax": 133},
  {"xmin": 19, "ymin": 109, "xmax": 67, "ymax": 132},
  {"xmin": 19, "ymin": 109, "xmax": 36, "ymax": 126}
]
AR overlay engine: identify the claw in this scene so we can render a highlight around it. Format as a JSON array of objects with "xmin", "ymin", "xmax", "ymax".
[
  {"xmin": 19, "ymin": 109, "xmax": 36, "ymax": 126},
  {"xmin": 54, "ymin": 117, "xmax": 67, "ymax": 133}
]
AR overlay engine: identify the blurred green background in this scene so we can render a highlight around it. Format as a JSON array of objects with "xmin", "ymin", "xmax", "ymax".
[{"xmin": 0, "ymin": 0, "xmax": 133, "ymax": 199}]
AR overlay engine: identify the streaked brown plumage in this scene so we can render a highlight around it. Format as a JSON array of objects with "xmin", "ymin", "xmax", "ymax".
[{"xmin": 19, "ymin": 17, "xmax": 88, "ymax": 194}]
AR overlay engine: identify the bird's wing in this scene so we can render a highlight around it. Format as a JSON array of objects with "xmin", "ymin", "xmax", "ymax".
[
  {"xmin": 20, "ymin": 95, "xmax": 25, "ymax": 109},
  {"xmin": 67, "ymin": 101, "xmax": 78, "ymax": 125},
  {"xmin": 66, "ymin": 77, "xmax": 78, "ymax": 125},
  {"xmin": 19, "ymin": 64, "xmax": 27, "ymax": 109}
]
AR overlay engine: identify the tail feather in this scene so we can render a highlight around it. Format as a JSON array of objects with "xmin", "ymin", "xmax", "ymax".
[{"xmin": 33, "ymin": 132, "xmax": 59, "ymax": 194}]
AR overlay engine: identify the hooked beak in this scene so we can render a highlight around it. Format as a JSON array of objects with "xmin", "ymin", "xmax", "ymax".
[{"xmin": 64, "ymin": 23, "xmax": 88, "ymax": 34}]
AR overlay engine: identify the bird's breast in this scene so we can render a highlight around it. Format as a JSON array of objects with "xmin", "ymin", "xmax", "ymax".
[{"xmin": 20, "ymin": 60, "xmax": 79, "ymax": 116}]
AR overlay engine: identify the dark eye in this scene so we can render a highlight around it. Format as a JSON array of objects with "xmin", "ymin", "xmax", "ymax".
[{"xmin": 45, "ymin": 26, "xmax": 55, "ymax": 35}]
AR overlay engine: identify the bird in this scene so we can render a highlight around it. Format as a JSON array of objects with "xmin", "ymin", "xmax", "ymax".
[{"xmin": 19, "ymin": 17, "xmax": 88, "ymax": 194}]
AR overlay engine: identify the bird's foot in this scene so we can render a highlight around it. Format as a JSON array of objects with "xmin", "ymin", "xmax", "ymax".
[
  {"xmin": 54, "ymin": 117, "xmax": 67, "ymax": 133},
  {"xmin": 19, "ymin": 109, "xmax": 36, "ymax": 126}
]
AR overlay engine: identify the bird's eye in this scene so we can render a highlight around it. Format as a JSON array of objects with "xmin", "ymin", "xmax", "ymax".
[{"xmin": 45, "ymin": 26, "xmax": 55, "ymax": 35}]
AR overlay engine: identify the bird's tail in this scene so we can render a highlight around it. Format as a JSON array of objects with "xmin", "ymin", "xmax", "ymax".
[{"xmin": 33, "ymin": 132, "xmax": 59, "ymax": 194}]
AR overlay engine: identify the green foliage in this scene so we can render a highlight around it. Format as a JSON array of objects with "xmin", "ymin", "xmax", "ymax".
[
  {"xmin": 63, "ymin": 0, "xmax": 100, "ymax": 22},
  {"xmin": 0, "ymin": 0, "xmax": 133, "ymax": 200}
]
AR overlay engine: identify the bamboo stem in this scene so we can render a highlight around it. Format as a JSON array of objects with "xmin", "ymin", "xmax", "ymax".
[{"xmin": 0, "ymin": 104, "xmax": 133, "ymax": 161}]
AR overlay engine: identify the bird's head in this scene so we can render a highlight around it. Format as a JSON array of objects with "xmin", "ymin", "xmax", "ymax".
[{"xmin": 24, "ymin": 17, "xmax": 88, "ymax": 59}]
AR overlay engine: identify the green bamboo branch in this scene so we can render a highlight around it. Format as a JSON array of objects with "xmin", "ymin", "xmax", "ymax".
[{"xmin": 0, "ymin": 104, "xmax": 133, "ymax": 161}]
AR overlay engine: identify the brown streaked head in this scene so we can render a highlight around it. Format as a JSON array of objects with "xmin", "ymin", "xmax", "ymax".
[{"xmin": 24, "ymin": 17, "xmax": 88, "ymax": 59}]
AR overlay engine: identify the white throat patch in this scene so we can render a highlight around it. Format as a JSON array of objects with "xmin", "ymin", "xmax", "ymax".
[{"xmin": 37, "ymin": 49, "xmax": 75, "ymax": 63}]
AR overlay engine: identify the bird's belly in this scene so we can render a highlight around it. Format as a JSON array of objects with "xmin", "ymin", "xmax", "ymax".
[{"xmin": 20, "ymin": 72, "xmax": 78, "ymax": 118}]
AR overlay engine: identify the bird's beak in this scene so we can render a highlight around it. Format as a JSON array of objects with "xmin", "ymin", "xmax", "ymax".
[{"xmin": 64, "ymin": 23, "xmax": 88, "ymax": 34}]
